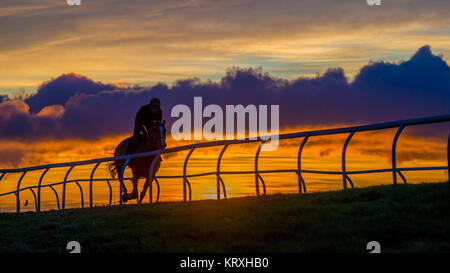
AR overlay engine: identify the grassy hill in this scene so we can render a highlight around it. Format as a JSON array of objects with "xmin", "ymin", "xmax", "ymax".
[{"xmin": 1, "ymin": 182, "xmax": 450, "ymax": 253}]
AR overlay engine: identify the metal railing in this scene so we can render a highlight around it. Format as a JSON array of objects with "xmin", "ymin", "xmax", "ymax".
[{"xmin": 1, "ymin": 114, "xmax": 449, "ymax": 213}]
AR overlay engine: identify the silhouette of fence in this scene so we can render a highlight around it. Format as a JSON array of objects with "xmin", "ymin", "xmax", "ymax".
[{"xmin": 1, "ymin": 114, "xmax": 449, "ymax": 213}]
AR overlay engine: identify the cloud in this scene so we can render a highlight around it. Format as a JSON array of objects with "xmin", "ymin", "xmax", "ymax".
[
  {"xmin": 359, "ymin": 147, "xmax": 445, "ymax": 164},
  {"xmin": 0, "ymin": 100, "xmax": 29, "ymax": 119},
  {"xmin": 352, "ymin": 45, "xmax": 450, "ymax": 121},
  {"xmin": 0, "ymin": 147, "xmax": 26, "ymax": 167},
  {"xmin": 360, "ymin": 148, "xmax": 390, "ymax": 159},
  {"xmin": 0, "ymin": 94, "xmax": 7, "ymax": 104},
  {"xmin": 2, "ymin": 0, "xmax": 450, "ymax": 89},
  {"xmin": 0, "ymin": 100, "xmax": 61, "ymax": 140},
  {"xmin": 0, "ymin": 46, "xmax": 449, "ymax": 142},
  {"xmin": 24, "ymin": 73, "xmax": 115, "ymax": 113},
  {"xmin": 397, "ymin": 150, "xmax": 445, "ymax": 164},
  {"xmin": 319, "ymin": 148, "xmax": 333, "ymax": 157}
]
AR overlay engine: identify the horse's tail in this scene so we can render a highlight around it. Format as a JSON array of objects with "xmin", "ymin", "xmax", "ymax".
[
  {"xmin": 108, "ymin": 161, "xmax": 120, "ymax": 179},
  {"xmin": 108, "ymin": 137, "xmax": 130, "ymax": 179}
]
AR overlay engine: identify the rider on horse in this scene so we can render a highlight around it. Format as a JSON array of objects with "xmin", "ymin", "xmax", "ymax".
[
  {"xmin": 111, "ymin": 97, "xmax": 166, "ymax": 203},
  {"xmin": 126, "ymin": 97, "xmax": 163, "ymax": 155}
]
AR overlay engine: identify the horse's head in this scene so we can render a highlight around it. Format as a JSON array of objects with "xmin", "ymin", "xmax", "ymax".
[{"xmin": 143, "ymin": 120, "xmax": 167, "ymax": 150}]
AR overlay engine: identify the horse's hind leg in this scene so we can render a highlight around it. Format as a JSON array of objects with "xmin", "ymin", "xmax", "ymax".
[
  {"xmin": 130, "ymin": 175, "xmax": 139, "ymax": 199},
  {"xmin": 119, "ymin": 166, "xmax": 130, "ymax": 203},
  {"xmin": 121, "ymin": 180, "xmax": 130, "ymax": 203},
  {"xmin": 123, "ymin": 175, "xmax": 139, "ymax": 203}
]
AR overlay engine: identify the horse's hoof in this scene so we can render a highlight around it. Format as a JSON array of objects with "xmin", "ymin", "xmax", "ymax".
[
  {"xmin": 122, "ymin": 193, "xmax": 130, "ymax": 203},
  {"xmin": 130, "ymin": 192, "xmax": 138, "ymax": 200}
]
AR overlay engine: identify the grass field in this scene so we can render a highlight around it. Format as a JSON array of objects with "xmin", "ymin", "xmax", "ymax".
[{"xmin": 1, "ymin": 182, "xmax": 450, "ymax": 253}]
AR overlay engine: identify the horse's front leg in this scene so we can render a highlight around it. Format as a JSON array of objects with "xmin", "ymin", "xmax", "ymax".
[
  {"xmin": 122, "ymin": 183, "xmax": 128, "ymax": 195},
  {"xmin": 140, "ymin": 178, "xmax": 150, "ymax": 204},
  {"xmin": 140, "ymin": 158, "xmax": 161, "ymax": 203}
]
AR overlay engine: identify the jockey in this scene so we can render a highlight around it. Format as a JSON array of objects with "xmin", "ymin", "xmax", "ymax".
[
  {"xmin": 134, "ymin": 97, "xmax": 162, "ymax": 137},
  {"xmin": 126, "ymin": 97, "xmax": 163, "ymax": 154}
]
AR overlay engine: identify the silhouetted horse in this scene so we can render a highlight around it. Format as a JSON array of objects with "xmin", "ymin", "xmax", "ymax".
[{"xmin": 109, "ymin": 120, "xmax": 166, "ymax": 203}]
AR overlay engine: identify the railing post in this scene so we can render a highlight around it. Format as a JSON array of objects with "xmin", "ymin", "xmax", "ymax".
[
  {"xmin": 16, "ymin": 171, "xmax": 27, "ymax": 213},
  {"xmin": 28, "ymin": 188, "xmax": 38, "ymax": 212},
  {"xmin": 254, "ymin": 141, "xmax": 265, "ymax": 197},
  {"xmin": 216, "ymin": 144, "xmax": 229, "ymax": 200},
  {"xmin": 75, "ymin": 181, "xmax": 84, "ymax": 208},
  {"xmin": 37, "ymin": 168, "xmax": 50, "ymax": 212},
  {"xmin": 62, "ymin": 165, "xmax": 74, "ymax": 210},
  {"xmin": 219, "ymin": 178, "xmax": 227, "ymax": 199},
  {"xmin": 0, "ymin": 172, "xmax": 5, "ymax": 204},
  {"xmin": 49, "ymin": 185, "xmax": 60, "ymax": 210},
  {"xmin": 297, "ymin": 136, "xmax": 309, "ymax": 194},
  {"xmin": 119, "ymin": 158, "xmax": 130, "ymax": 205},
  {"xmin": 397, "ymin": 170, "xmax": 407, "ymax": 184},
  {"xmin": 183, "ymin": 148, "xmax": 195, "ymax": 202},
  {"xmin": 106, "ymin": 179, "xmax": 112, "ymax": 205},
  {"xmin": 154, "ymin": 177, "xmax": 161, "ymax": 202},
  {"xmin": 89, "ymin": 162, "xmax": 101, "ymax": 208},
  {"xmin": 148, "ymin": 151, "xmax": 161, "ymax": 203},
  {"xmin": 392, "ymin": 124, "xmax": 405, "ymax": 185},
  {"xmin": 342, "ymin": 130, "xmax": 355, "ymax": 190},
  {"xmin": 447, "ymin": 131, "xmax": 450, "ymax": 183}
]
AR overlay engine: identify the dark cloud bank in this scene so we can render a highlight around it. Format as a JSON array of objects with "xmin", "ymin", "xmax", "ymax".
[{"xmin": 0, "ymin": 46, "xmax": 449, "ymax": 141}]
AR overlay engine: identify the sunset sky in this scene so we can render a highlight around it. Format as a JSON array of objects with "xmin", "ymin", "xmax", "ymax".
[
  {"xmin": 1, "ymin": 0, "xmax": 450, "ymax": 93},
  {"xmin": 0, "ymin": 0, "xmax": 449, "ymax": 211}
]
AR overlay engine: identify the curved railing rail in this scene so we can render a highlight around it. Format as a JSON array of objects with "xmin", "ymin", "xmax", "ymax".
[{"xmin": 1, "ymin": 114, "xmax": 449, "ymax": 213}]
